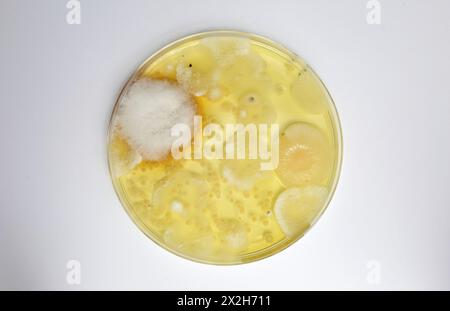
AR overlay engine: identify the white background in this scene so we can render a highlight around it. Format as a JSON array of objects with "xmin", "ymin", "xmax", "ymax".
[{"xmin": 0, "ymin": 0, "xmax": 449, "ymax": 290}]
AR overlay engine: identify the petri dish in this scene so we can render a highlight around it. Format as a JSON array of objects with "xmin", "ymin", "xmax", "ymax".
[{"xmin": 107, "ymin": 30, "xmax": 342, "ymax": 264}]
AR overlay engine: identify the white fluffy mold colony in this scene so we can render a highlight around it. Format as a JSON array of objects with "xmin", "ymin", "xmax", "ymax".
[{"xmin": 114, "ymin": 79, "xmax": 196, "ymax": 161}]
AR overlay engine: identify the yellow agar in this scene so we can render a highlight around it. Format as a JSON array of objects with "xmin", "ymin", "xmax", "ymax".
[{"xmin": 108, "ymin": 32, "xmax": 341, "ymax": 264}]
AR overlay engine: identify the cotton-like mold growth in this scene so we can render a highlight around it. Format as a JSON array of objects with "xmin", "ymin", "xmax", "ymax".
[{"xmin": 116, "ymin": 79, "xmax": 196, "ymax": 161}]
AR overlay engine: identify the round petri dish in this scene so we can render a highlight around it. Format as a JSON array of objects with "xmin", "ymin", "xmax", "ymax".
[{"xmin": 107, "ymin": 30, "xmax": 342, "ymax": 265}]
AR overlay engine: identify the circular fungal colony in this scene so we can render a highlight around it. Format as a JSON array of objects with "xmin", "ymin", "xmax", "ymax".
[{"xmin": 108, "ymin": 31, "xmax": 342, "ymax": 264}]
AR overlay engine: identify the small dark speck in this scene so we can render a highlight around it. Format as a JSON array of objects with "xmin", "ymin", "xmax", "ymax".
[
  {"xmin": 189, "ymin": 63, "xmax": 192, "ymax": 67},
  {"xmin": 298, "ymin": 68, "xmax": 307, "ymax": 76}
]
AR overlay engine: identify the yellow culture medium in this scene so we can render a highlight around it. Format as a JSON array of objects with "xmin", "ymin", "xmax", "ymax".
[{"xmin": 108, "ymin": 31, "xmax": 342, "ymax": 264}]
